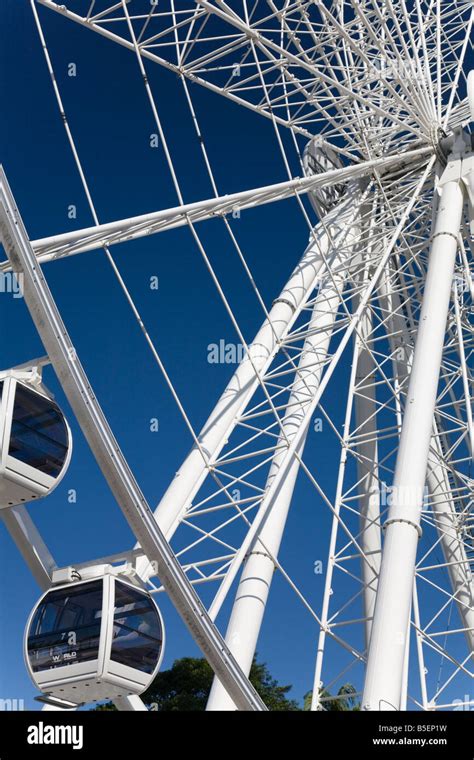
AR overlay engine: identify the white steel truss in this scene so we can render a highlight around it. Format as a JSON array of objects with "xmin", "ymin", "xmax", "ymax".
[{"xmin": 1, "ymin": 0, "xmax": 474, "ymax": 712}]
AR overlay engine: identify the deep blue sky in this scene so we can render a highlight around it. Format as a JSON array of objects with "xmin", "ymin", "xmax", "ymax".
[
  {"xmin": 0, "ymin": 0, "xmax": 331, "ymax": 709},
  {"xmin": 0, "ymin": 1, "xmax": 472, "ymax": 712}
]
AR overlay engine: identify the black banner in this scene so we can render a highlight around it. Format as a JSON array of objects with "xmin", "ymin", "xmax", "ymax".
[{"xmin": 0, "ymin": 710, "xmax": 471, "ymax": 758}]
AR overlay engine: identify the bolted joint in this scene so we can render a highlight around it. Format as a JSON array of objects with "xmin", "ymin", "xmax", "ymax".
[
  {"xmin": 430, "ymin": 124, "xmax": 449, "ymax": 164},
  {"xmin": 383, "ymin": 517, "xmax": 423, "ymax": 538}
]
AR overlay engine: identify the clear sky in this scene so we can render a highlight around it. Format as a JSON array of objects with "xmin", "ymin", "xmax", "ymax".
[{"xmin": 0, "ymin": 0, "xmax": 473, "ymax": 712}]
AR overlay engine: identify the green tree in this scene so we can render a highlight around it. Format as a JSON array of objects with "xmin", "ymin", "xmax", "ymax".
[
  {"xmin": 143, "ymin": 656, "xmax": 214, "ymax": 711},
  {"xmin": 142, "ymin": 655, "xmax": 300, "ymax": 711},
  {"xmin": 303, "ymin": 683, "xmax": 360, "ymax": 711},
  {"xmin": 93, "ymin": 657, "xmax": 359, "ymax": 712},
  {"xmin": 92, "ymin": 656, "xmax": 299, "ymax": 711},
  {"xmin": 247, "ymin": 658, "xmax": 300, "ymax": 712}
]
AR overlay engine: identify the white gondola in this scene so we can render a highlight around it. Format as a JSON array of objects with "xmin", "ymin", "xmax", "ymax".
[
  {"xmin": 25, "ymin": 574, "xmax": 165, "ymax": 704},
  {"xmin": 0, "ymin": 371, "xmax": 72, "ymax": 509}
]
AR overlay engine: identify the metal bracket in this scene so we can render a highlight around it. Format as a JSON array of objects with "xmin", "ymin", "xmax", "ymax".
[
  {"xmin": 0, "ymin": 358, "xmax": 55, "ymax": 398},
  {"xmin": 437, "ymin": 133, "xmax": 474, "ymax": 235},
  {"xmin": 460, "ymin": 153, "xmax": 474, "ymax": 234},
  {"xmin": 35, "ymin": 694, "xmax": 80, "ymax": 710}
]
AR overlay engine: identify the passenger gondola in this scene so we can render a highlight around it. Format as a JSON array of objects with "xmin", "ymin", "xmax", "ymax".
[
  {"xmin": 0, "ymin": 373, "xmax": 71, "ymax": 508},
  {"xmin": 25, "ymin": 574, "xmax": 165, "ymax": 704}
]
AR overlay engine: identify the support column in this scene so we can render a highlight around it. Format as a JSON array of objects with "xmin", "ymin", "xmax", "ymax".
[
  {"xmin": 377, "ymin": 256, "xmax": 474, "ymax": 680},
  {"xmin": 113, "ymin": 695, "xmax": 148, "ymax": 711},
  {"xmin": 354, "ymin": 310, "xmax": 381, "ymax": 651},
  {"xmin": 134, "ymin": 187, "xmax": 365, "ymax": 578},
  {"xmin": 362, "ymin": 174, "xmax": 465, "ymax": 711},
  {"xmin": 206, "ymin": 196, "xmax": 363, "ymax": 710},
  {"xmin": 352, "ymin": 223, "xmax": 382, "ymax": 650}
]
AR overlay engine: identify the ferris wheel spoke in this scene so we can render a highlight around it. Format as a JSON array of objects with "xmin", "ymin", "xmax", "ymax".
[
  {"xmin": 21, "ymin": 146, "xmax": 432, "ymax": 267},
  {"xmin": 197, "ymin": 0, "xmax": 427, "ymax": 141},
  {"xmin": 35, "ymin": 0, "xmax": 317, "ymax": 140},
  {"xmin": 442, "ymin": 5, "xmax": 474, "ymax": 129},
  {"xmin": 343, "ymin": 1, "xmax": 435, "ymax": 128},
  {"xmin": 201, "ymin": 163, "xmax": 435, "ymax": 627},
  {"xmin": 5, "ymin": 0, "xmax": 474, "ymax": 712}
]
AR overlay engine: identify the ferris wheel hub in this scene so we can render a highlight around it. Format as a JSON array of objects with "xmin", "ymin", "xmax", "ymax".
[
  {"xmin": 430, "ymin": 124, "xmax": 449, "ymax": 163},
  {"xmin": 468, "ymin": 71, "xmax": 474, "ymax": 122},
  {"xmin": 303, "ymin": 137, "xmax": 347, "ymax": 215}
]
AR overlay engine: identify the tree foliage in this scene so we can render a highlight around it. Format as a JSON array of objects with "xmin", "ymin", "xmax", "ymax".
[
  {"xmin": 94, "ymin": 656, "xmax": 359, "ymax": 711},
  {"xmin": 303, "ymin": 683, "xmax": 360, "ymax": 711},
  {"xmin": 142, "ymin": 655, "xmax": 300, "ymax": 711}
]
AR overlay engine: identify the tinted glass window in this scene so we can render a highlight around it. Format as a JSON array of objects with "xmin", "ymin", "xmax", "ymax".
[
  {"xmin": 28, "ymin": 581, "xmax": 103, "ymax": 673},
  {"xmin": 110, "ymin": 583, "xmax": 163, "ymax": 674},
  {"xmin": 9, "ymin": 383, "xmax": 68, "ymax": 477}
]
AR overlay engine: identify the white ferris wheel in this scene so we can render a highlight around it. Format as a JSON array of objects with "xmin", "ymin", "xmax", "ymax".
[{"xmin": 1, "ymin": 0, "xmax": 474, "ymax": 713}]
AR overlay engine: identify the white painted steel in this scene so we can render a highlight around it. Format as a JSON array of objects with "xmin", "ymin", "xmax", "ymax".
[
  {"xmin": 362, "ymin": 175, "xmax": 465, "ymax": 711},
  {"xmin": 135, "ymin": 186, "xmax": 365, "ymax": 578},
  {"xmin": 3, "ymin": 0, "xmax": 474, "ymax": 712},
  {"xmin": 0, "ymin": 168, "xmax": 266, "ymax": 712},
  {"xmin": 23, "ymin": 149, "xmax": 430, "ymax": 266},
  {"xmin": 353, "ymin": 278, "xmax": 382, "ymax": 650},
  {"xmin": 207, "ymin": 190, "xmax": 363, "ymax": 709},
  {"xmin": 377, "ymin": 256, "xmax": 474, "ymax": 668}
]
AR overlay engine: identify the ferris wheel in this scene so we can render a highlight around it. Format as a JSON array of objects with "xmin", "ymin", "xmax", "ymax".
[{"xmin": 1, "ymin": 0, "xmax": 474, "ymax": 713}]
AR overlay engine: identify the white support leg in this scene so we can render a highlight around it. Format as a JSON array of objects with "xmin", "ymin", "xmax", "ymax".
[
  {"xmin": 113, "ymin": 695, "xmax": 148, "ymax": 711},
  {"xmin": 362, "ymin": 173, "xmax": 465, "ymax": 711},
  {"xmin": 134, "ymin": 187, "xmax": 366, "ymax": 579},
  {"xmin": 378, "ymin": 246, "xmax": 474, "ymax": 678},
  {"xmin": 354, "ymin": 323, "xmax": 381, "ymax": 650},
  {"xmin": 206, "ymin": 218, "xmax": 361, "ymax": 709},
  {"xmin": 352, "ymin": 235, "xmax": 382, "ymax": 650}
]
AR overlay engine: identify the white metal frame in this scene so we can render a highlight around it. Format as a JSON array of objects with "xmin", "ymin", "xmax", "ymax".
[
  {"xmin": 1, "ymin": 0, "xmax": 473, "ymax": 712},
  {"xmin": 363, "ymin": 142, "xmax": 469, "ymax": 710},
  {"xmin": 0, "ymin": 167, "xmax": 266, "ymax": 712}
]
